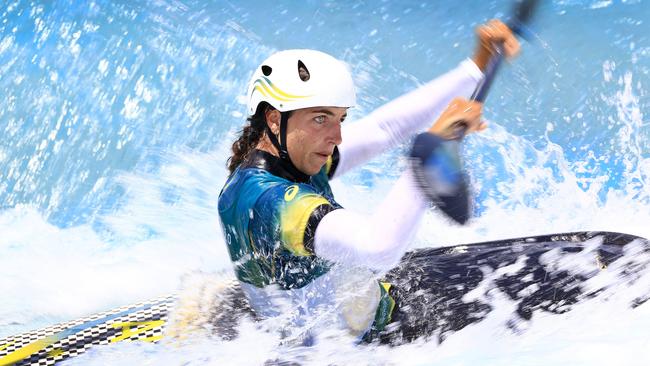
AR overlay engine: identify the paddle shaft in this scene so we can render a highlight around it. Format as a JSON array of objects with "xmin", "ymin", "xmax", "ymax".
[{"xmin": 455, "ymin": 0, "xmax": 539, "ymax": 138}]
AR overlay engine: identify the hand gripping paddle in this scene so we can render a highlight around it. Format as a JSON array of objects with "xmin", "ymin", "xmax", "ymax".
[{"xmin": 410, "ymin": 0, "xmax": 539, "ymax": 224}]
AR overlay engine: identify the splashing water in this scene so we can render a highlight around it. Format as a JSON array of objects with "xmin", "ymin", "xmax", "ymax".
[{"xmin": 1, "ymin": 0, "xmax": 650, "ymax": 364}]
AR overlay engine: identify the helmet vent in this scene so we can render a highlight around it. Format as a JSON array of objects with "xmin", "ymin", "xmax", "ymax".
[
  {"xmin": 261, "ymin": 65, "xmax": 272, "ymax": 76},
  {"xmin": 297, "ymin": 60, "xmax": 310, "ymax": 81}
]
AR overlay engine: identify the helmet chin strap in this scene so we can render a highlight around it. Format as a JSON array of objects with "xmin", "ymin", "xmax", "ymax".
[
  {"xmin": 278, "ymin": 112, "xmax": 291, "ymax": 161},
  {"xmin": 264, "ymin": 112, "xmax": 308, "ymax": 180},
  {"xmin": 264, "ymin": 112, "xmax": 290, "ymax": 160}
]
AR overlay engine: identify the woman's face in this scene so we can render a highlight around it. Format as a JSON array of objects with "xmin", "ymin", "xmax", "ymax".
[{"xmin": 284, "ymin": 106, "xmax": 347, "ymax": 175}]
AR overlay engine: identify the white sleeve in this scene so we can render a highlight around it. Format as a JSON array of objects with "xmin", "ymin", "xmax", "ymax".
[
  {"xmin": 333, "ymin": 59, "xmax": 483, "ymax": 178},
  {"xmin": 314, "ymin": 168, "xmax": 427, "ymax": 271}
]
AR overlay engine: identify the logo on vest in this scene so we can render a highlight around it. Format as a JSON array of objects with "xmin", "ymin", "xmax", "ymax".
[{"xmin": 284, "ymin": 185, "xmax": 299, "ymax": 201}]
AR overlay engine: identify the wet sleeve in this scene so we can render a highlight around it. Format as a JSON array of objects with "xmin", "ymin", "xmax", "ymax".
[
  {"xmin": 313, "ymin": 168, "xmax": 428, "ymax": 271},
  {"xmin": 331, "ymin": 59, "xmax": 483, "ymax": 179}
]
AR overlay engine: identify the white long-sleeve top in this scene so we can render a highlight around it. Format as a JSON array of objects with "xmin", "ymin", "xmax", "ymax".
[{"xmin": 314, "ymin": 59, "xmax": 483, "ymax": 271}]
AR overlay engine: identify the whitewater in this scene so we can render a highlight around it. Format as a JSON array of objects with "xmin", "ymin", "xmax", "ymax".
[{"xmin": 1, "ymin": 0, "xmax": 649, "ymax": 365}]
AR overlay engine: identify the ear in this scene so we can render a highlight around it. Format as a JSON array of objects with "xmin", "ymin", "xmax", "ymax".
[{"xmin": 265, "ymin": 109, "xmax": 281, "ymax": 135}]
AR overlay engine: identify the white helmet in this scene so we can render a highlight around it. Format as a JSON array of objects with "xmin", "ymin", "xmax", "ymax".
[{"xmin": 246, "ymin": 49, "xmax": 356, "ymax": 115}]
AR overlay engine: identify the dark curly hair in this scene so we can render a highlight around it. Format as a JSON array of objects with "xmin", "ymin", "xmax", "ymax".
[{"xmin": 227, "ymin": 103, "xmax": 293, "ymax": 173}]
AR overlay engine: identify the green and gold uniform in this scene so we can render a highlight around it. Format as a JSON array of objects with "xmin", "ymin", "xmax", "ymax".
[{"xmin": 218, "ymin": 149, "xmax": 393, "ymax": 337}]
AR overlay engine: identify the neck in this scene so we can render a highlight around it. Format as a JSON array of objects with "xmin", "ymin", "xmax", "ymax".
[
  {"xmin": 255, "ymin": 134, "xmax": 279, "ymax": 157},
  {"xmin": 244, "ymin": 150, "xmax": 310, "ymax": 183},
  {"xmin": 253, "ymin": 134, "xmax": 310, "ymax": 183}
]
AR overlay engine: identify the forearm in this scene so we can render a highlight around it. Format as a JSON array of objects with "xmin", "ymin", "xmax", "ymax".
[
  {"xmin": 314, "ymin": 168, "xmax": 427, "ymax": 271},
  {"xmin": 333, "ymin": 59, "xmax": 483, "ymax": 178}
]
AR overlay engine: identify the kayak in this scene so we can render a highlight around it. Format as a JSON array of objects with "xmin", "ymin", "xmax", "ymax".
[
  {"xmin": 0, "ymin": 296, "xmax": 175, "ymax": 366},
  {"xmin": 369, "ymin": 230, "xmax": 648, "ymax": 344},
  {"xmin": 1, "ymin": 231, "xmax": 647, "ymax": 365}
]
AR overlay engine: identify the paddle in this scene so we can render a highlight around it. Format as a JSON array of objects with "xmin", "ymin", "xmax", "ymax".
[
  {"xmin": 471, "ymin": 0, "xmax": 540, "ymax": 103},
  {"xmin": 410, "ymin": 0, "xmax": 539, "ymax": 224}
]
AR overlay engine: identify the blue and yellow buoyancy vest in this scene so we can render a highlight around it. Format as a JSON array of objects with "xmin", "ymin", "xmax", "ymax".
[
  {"xmin": 218, "ymin": 149, "xmax": 395, "ymax": 333},
  {"xmin": 218, "ymin": 149, "xmax": 339, "ymax": 289}
]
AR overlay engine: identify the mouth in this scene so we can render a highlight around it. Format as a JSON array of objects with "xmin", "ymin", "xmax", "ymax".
[{"xmin": 314, "ymin": 152, "xmax": 330, "ymax": 159}]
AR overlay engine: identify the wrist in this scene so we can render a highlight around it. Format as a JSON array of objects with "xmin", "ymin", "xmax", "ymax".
[{"xmin": 472, "ymin": 44, "xmax": 491, "ymax": 72}]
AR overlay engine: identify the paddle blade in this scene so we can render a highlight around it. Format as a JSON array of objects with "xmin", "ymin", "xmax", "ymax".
[
  {"xmin": 509, "ymin": 0, "xmax": 540, "ymax": 39},
  {"xmin": 410, "ymin": 133, "xmax": 471, "ymax": 225}
]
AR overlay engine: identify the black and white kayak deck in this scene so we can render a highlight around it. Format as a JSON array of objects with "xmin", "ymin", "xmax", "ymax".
[
  {"xmin": 1, "ymin": 231, "xmax": 647, "ymax": 365},
  {"xmin": 0, "ymin": 295, "xmax": 175, "ymax": 366}
]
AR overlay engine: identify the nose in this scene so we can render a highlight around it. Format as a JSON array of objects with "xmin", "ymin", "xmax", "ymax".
[{"xmin": 329, "ymin": 121, "xmax": 342, "ymax": 146}]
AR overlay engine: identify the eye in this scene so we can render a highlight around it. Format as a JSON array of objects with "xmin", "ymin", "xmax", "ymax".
[{"xmin": 314, "ymin": 115, "xmax": 326, "ymax": 124}]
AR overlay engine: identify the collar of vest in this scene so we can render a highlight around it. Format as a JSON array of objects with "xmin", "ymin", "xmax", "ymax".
[{"xmin": 243, "ymin": 149, "xmax": 311, "ymax": 183}]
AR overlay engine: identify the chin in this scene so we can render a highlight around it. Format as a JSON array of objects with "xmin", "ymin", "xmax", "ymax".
[
  {"xmin": 306, "ymin": 167, "xmax": 322, "ymax": 176},
  {"xmin": 303, "ymin": 163, "xmax": 324, "ymax": 176}
]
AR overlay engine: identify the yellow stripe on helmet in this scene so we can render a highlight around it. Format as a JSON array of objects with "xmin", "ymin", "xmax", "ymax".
[
  {"xmin": 253, "ymin": 85, "xmax": 270, "ymax": 98},
  {"xmin": 262, "ymin": 77, "xmax": 311, "ymax": 99},
  {"xmin": 254, "ymin": 79, "xmax": 294, "ymax": 102},
  {"xmin": 250, "ymin": 77, "xmax": 312, "ymax": 104}
]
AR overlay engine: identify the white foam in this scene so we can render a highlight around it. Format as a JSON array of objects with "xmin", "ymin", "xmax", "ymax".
[
  {"xmin": 2, "ymin": 15, "xmax": 650, "ymax": 364},
  {"xmin": 52, "ymin": 71, "xmax": 650, "ymax": 364},
  {"xmin": 60, "ymin": 236, "xmax": 650, "ymax": 366},
  {"xmin": 0, "ymin": 148, "xmax": 234, "ymax": 338}
]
